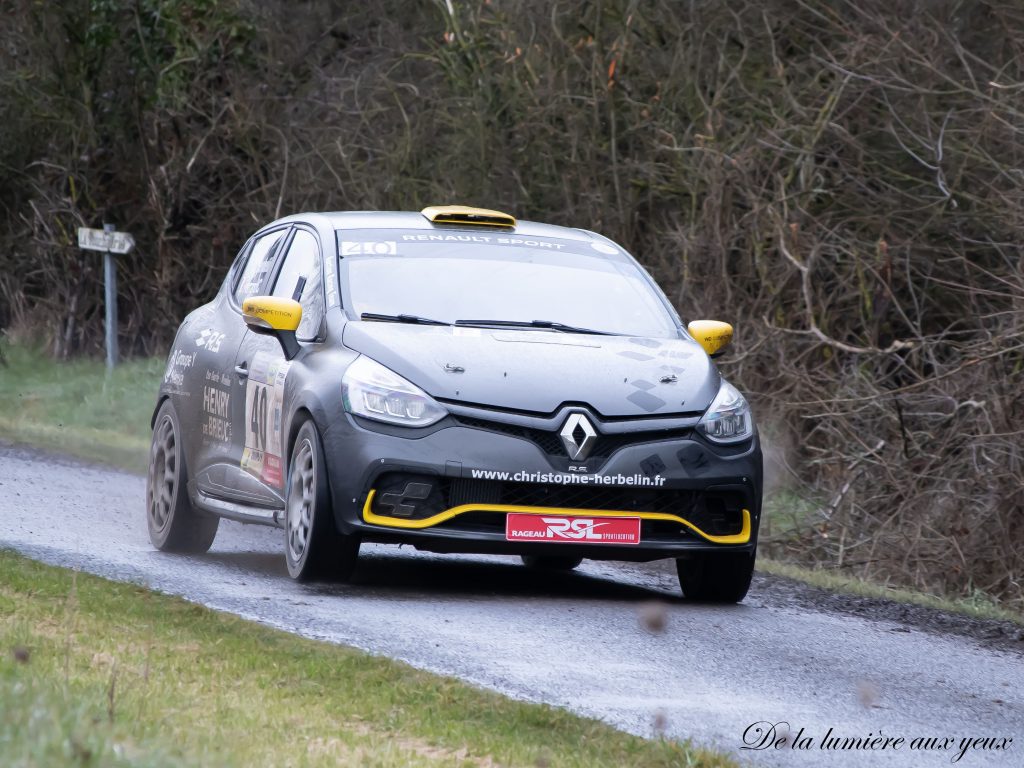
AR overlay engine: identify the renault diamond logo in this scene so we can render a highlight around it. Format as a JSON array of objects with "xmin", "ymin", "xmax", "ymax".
[{"xmin": 560, "ymin": 413, "xmax": 597, "ymax": 461}]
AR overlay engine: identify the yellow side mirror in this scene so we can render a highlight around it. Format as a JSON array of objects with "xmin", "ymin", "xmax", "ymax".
[
  {"xmin": 687, "ymin": 320, "xmax": 733, "ymax": 357},
  {"xmin": 242, "ymin": 296, "xmax": 302, "ymax": 359},
  {"xmin": 242, "ymin": 296, "xmax": 302, "ymax": 331}
]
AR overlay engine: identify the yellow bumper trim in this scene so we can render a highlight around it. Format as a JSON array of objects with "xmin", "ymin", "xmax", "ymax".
[{"xmin": 361, "ymin": 490, "xmax": 751, "ymax": 545}]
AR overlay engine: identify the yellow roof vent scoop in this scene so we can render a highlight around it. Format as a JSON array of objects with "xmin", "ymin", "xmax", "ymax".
[{"xmin": 421, "ymin": 205, "xmax": 516, "ymax": 228}]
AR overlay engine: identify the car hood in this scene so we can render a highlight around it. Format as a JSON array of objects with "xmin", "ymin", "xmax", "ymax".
[{"xmin": 342, "ymin": 323, "xmax": 718, "ymax": 417}]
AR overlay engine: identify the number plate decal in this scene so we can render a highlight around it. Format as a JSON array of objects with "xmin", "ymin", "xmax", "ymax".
[
  {"xmin": 240, "ymin": 352, "xmax": 292, "ymax": 488},
  {"xmin": 505, "ymin": 514, "xmax": 641, "ymax": 545}
]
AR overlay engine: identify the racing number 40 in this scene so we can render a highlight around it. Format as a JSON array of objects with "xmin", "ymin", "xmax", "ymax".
[{"xmin": 249, "ymin": 384, "xmax": 269, "ymax": 451}]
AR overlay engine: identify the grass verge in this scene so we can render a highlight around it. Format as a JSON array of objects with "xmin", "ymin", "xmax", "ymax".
[
  {"xmin": 0, "ymin": 550, "xmax": 733, "ymax": 768},
  {"xmin": 758, "ymin": 558, "xmax": 1023, "ymax": 626},
  {"xmin": 0, "ymin": 342, "xmax": 157, "ymax": 473}
]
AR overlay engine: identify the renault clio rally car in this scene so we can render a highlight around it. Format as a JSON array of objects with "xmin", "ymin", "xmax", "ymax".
[{"xmin": 147, "ymin": 206, "xmax": 762, "ymax": 602}]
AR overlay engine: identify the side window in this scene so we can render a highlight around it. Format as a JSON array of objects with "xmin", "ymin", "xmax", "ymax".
[
  {"xmin": 233, "ymin": 229, "xmax": 288, "ymax": 304},
  {"xmin": 271, "ymin": 229, "xmax": 324, "ymax": 341}
]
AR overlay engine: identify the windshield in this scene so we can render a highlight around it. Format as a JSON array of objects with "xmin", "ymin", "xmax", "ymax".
[{"xmin": 336, "ymin": 229, "xmax": 679, "ymax": 338}]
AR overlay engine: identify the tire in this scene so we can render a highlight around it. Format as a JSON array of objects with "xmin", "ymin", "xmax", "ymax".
[
  {"xmin": 146, "ymin": 400, "xmax": 219, "ymax": 553},
  {"xmin": 676, "ymin": 550, "xmax": 755, "ymax": 603},
  {"xmin": 284, "ymin": 419, "xmax": 359, "ymax": 581},
  {"xmin": 521, "ymin": 555, "xmax": 583, "ymax": 571}
]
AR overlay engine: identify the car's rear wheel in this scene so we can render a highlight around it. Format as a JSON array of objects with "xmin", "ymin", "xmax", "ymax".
[
  {"xmin": 284, "ymin": 419, "xmax": 359, "ymax": 581},
  {"xmin": 521, "ymin": 555, "xmax": 583, "ymax": 571},
  {"xmin": 676, "ymin": 550, "xmax": 755, "ymax": 603},
  {"xmin": 146, "ymin": 400, "xmax": 219, "ymax": 553}
]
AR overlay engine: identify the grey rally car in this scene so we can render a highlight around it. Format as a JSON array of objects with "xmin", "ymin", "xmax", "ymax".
[{"xmin": 147, "ymin": 205, "xmax": 762, "ymax": 602}]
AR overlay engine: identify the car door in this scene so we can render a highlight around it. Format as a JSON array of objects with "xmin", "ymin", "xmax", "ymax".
[
  {"xmin": 190, "ymin": 226, "xmax": 291, "ymax": 509},
  {"xmin": 233, "ymin": 225, "xmax": 326, "ymax": 504}
]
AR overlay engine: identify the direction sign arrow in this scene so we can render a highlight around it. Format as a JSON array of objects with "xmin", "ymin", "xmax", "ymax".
[{"xmin": 77, "ymin": 227, "xmax": 135, "ymax": 254}]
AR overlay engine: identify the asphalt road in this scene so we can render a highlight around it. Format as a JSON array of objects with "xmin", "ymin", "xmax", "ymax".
[{"xmin": 1, "ymin": 442, "xmax": 1021, "ymax": 767}]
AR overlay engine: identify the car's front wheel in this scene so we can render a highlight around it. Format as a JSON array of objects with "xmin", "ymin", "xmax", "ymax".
[
  {"xmin": 521, "ymin": 555, "xmax": 583, "ymax": 571},
  {"xmin": 676, "ymin": 550, "xmax": 755, "ymax": 603},
  {"xmin": 284, "ymin": 419, "xmax": 359, "ymax": 581},
  {"xmin": 146, "ymin": 400, "xmax": 219, "ymax": 553}
]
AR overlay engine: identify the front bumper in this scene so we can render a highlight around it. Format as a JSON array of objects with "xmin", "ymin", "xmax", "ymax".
[{"xmin": 321, "ymin": 407, "xmax": 762, "ymax": 562}]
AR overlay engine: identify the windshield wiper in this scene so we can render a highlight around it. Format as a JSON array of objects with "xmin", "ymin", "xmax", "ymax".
[
  {"xmin": 360, "ymin": 312, "xmax": 450, "ymax": 326},
  {"xmin": 454, "ymin": 319, "xmax": 616, "ymax": 335}
]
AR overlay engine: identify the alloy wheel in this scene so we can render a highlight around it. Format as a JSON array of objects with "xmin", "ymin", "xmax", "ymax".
[
  {"xmin": 286, "ymin": 438, "xmax": 316, "ymax": 563},
  {"xmin": 148, "ymin": 416, "xmax": 177, "ymax": 534}
]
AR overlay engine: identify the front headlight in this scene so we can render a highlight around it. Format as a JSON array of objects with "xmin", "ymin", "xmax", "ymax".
[
  {"xmin": 342, "ymin": 356, "xmax": 447, "ymax": 427},
  {"xmin": 697, "ymin": 379, "xmax": 753, "ymax": 443}
]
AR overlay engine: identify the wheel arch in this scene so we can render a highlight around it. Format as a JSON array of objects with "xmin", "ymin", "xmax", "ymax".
[
  {"xmin": 151, "ymin": 394, "xmax": 170, "ymax": 429},
  {"xmin": 284, "ymin": 403, "xmax": 352, "ymax": 539},
  {"xmin": 286, "ymin": 406, "xmax": 316, "ymax": 461},
  {"xmin": 284, "ymin": 382, "xmax": 335, "ymax": 460}
]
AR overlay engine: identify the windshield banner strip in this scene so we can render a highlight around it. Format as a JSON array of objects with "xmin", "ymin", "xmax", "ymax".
[{"xmin": 337, "ymin": 229, "xmax": 610, "ymax": 258}]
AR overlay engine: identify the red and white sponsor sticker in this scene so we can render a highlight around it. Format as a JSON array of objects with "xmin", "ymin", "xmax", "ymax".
[{"xmin": 505, "ymin": 514, "xmax": 641, "ymax": 545}]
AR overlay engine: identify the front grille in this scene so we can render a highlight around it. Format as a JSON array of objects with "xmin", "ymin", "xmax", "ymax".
[
  {"xmin": 452, "ymin": 415, "xmax": 690, "ymax": 459},
  {"xmin": 369, "ymin": 473, "xmax": 746, "ymax": 537}
]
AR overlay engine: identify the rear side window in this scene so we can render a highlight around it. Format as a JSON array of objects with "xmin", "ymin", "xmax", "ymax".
[
  {"xmin": 233, "ymin": 229, "xmax": 288, "ymax": 304},
  {"xmin": 271, "ymin": 229, "xmax": 324, "ymax": 340}
]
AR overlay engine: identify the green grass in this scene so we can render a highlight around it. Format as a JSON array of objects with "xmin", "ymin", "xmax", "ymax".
[
  {"xmin": 0, "ymin": 550, "xmax": 732, "ymax": 768},
  {"xmin": 758, "ymin": 558, "xmax": 1024, "ymax": 625},
  {"xmin": 0, "ymin": 341, "xmax": 158, "ymax": 472}
]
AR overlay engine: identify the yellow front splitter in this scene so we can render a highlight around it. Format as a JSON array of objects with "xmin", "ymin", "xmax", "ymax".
[{"xmin": 361, "ymin": 490, "xmax": 751, "ymax": 545}]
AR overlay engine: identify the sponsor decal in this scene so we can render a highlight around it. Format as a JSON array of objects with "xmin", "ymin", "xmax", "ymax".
[
  {"xmin": 470, "ymin": 468, "xmax": 666, "ymax": 487},
  {"xmin": 242, "ymin": 271, "xmax": 268, "ymax": 297},
  {"xmin": 401, "ymin": 233, "xmax": 494, "ymax": 243},
  {"xmin": 201, "ymin": 369, "xmax": 232, "ymax": 443},
  {"xmin": 240, "ymin": 352, "xmax": 292, "ymax": 488},
  {"xmin": 163, "ymin": 348, "xmax": 195, "ymax": 387},
  {"xmin": 399, "ymin": 233, "xmax": 567, "ymax": 249},
  {"xmin": 505, "ymin": 514, "xmax": 641, "ymax": 545},
  {"xmin": 324, "ymin": 254, "xmax": 339, "ymax": 307},
  {"xmin": 195, "ymin": 328, "xmax": 226, "ymax": 352},
  {"xmin": 245, "ymin": 303, "xmax": 294, "ymax": 320},
  {"xmin": 340, "ymin": 229, "xmax": 602, "ymax": 255},
  {"xmin": 501, "ymin": 236, "xmax": 566, "ymax": 250},
  {"xmin": 340, "ymin": 241, "xmax": 397, "ymax": 256}
]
